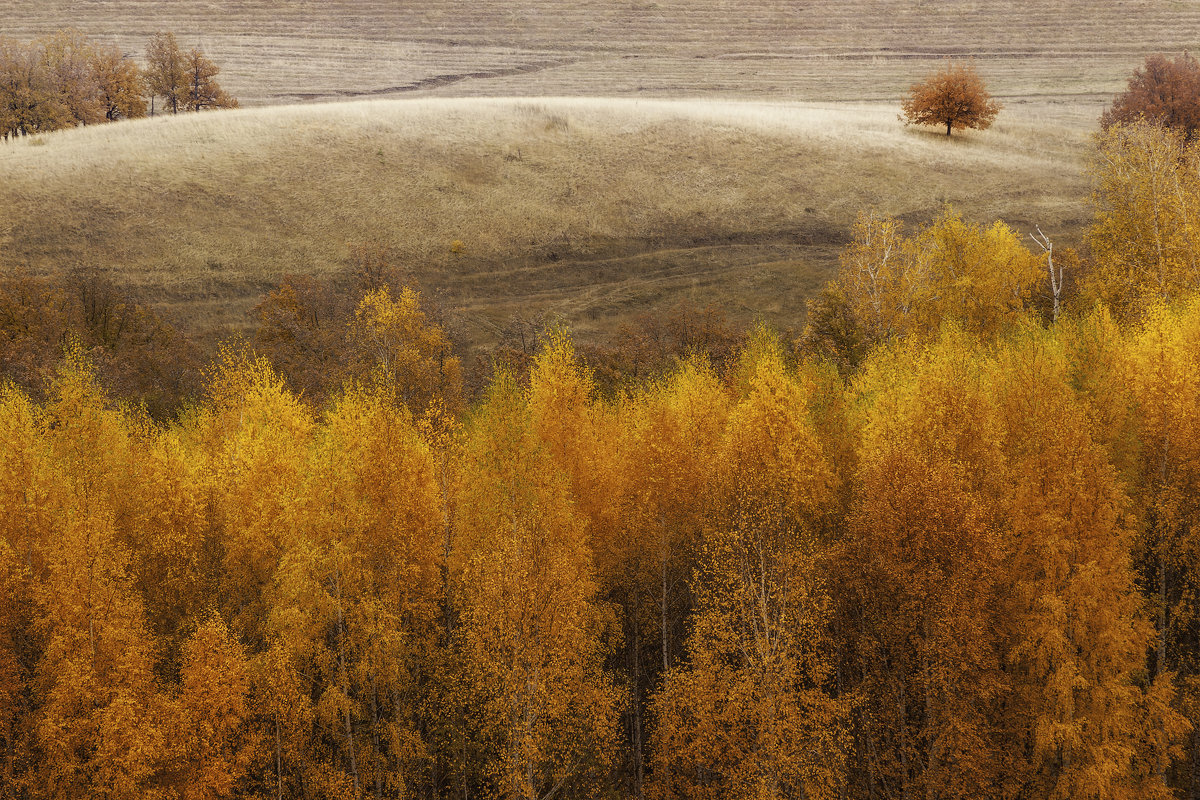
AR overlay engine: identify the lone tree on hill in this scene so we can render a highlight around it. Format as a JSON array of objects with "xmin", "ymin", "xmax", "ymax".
[
  {"xmin": 901, "ymin": 60, "xmax": 1001, "ymax": 136},
  {"xmin": 1101, "ymin": 52, "xmax": 1200, "ymax": 141}
]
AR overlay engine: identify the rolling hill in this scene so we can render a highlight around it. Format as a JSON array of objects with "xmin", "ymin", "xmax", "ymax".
[{"xmin": 0, "ymin": 98, "xmax": 1092, "ymax": 348}]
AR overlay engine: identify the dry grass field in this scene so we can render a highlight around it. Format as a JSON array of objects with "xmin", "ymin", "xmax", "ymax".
[
  {"xmin": 3, "ymin": 1, "xmax": 1196, "ymax": 106},
  {"xmin": 0, "ymin": 97, "xmax": 1091, "ymax": 348},
  {"xmin": 2, "ymin": 0, "xmax": 1177, "ymax": 348}
]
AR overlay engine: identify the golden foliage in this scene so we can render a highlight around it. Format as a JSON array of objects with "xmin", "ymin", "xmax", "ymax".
[
  {"xmin": 808, "ymin": 208, "xmax": 1044, "ymax": 365},
  {"xmin": 1088, "ymin": 121, "xmax": 1200, "ymax": 318},
  {"xmin": 174, "ymin": 615, "xmax": 255, "ymax": 800},
  {"xmin": 349, "ymin": 286, "xmax": 463, "ymax": 417},
  {"xmin": 453, "ymin": 368, "xmax": 618, "ymax": 799},
  {"xmin": 2, "ymin": 286, "xmax": 1200, "ymax": 798},
  {"xmin": 652, "ymin": 347, "xmax": 850, "ymax": 800}
]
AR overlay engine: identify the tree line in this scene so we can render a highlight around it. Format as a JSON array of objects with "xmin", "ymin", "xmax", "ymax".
[
  {"xmin": 1, "ymin": 273, "xmax": 1198, "ymax": 800},
  {"xmin": 0, "ymin": 30, "xmax": 236, "ymax": 141}
]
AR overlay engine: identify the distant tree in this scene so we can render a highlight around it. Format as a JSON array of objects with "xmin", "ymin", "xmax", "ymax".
[
  {"xmin": 581, "ymin": 300, "xmax": 744, "ymax": 394},
  {"xmin": 38, "ymin": 29, "xmax": 103, "ymax": 126},
  {"xmin": 91, "ymin": 44, "xmax": 146, "ymax": 121},
  {"xmin": 348, "ymin": 286, "xmax": 462, "ymax": 415},
  {"xmin": 0, "ymin": 32, "xmax": 149, "ymax": 136},
  {"xmin": 0, "ymin": 270, "xmax": 202, "ymax": 419},
  {"xmin": 0, "ymin": 36, "xmax": 72, "ymax": 139},
  {"xmin": 183, "ymin": 46, "xmax": 237, "ymax": 111},
  {"xmin": 145, "ymin": 33, "xmax": 236, "ymax": 115},
  {"xmin": 802, "ymin": 208, "xmax": 1042, "ymax": 362},
  {"xmin": 145, "ymin": 32, "xmax": 187, "ymax": 114},
  {"xmin": 1101, "ymin": 53, "xmax": 1200, "ymax": 141},
  {"xmin": 901, "ymin": 60, "xmax": 1002, "ymax": 136},
  {"xmin": 796, "ymin": 285, "xmax": 867, "ymax": 375}
]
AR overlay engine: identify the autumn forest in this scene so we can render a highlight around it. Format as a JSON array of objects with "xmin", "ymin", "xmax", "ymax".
[{"xmin": 0, "ymin": 113, "xmax": 1198, "ymax": 799}]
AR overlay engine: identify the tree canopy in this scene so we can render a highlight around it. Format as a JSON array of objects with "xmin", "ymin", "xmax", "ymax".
[
  {"xmin": 900, "ymin": 60, "xmax": 1002, "ymax": 136},
  {"xmin": 1101, "ymin": 52, "xmax": 1200, "ymax": 140}
]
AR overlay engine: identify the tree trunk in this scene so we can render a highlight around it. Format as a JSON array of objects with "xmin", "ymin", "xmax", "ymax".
[
  {"xmin": 1159, "ymin": 550, "xmax": 1168, "ymax": 678},
  {"xmin": 1190, "ymin": 720, "xmax": 1199, "ymax": 800},
  {"xmin": 946, "ymin": 120, "xmax": 952, "ymax": 136},
  {"xmin": 275, "ymin": 714, "xmax": 283, "ymax": 800},
  {"xmin": 661, "ymin": 546, "xmax": 669, "ymax": 674},
  {"xmin": 6, "ymin": 719, "xmax": 13, "ymax": 792},
  {"xmin": 460, "ymin": 733, "xmax": 469, "ymax": 800},
  {"xmin": 334, "ymin": 569, "xmax": 361, "ymax": 793},
  {"xmin": 1157, "ymin": 441, "xmax": 1171, "ymax": 680},
  {"xmin": 371, "ymin": 679, "xmax": 382, "ymax": 800},
  {"xmin": 923, "ymin": 615, "xmax": 937, "ymax": 800},
  {"xmin": 633, "ymin": 613, "xmax": 644, "ymax": 800},
  {"xmin": 899, "ymin": 682, "xmax": 910, "ymax": 800}
]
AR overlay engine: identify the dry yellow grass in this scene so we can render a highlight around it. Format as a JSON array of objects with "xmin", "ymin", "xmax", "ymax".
[{"xmin": 0, "ymin": 97, "xmax": 1092, "ymax": 347}]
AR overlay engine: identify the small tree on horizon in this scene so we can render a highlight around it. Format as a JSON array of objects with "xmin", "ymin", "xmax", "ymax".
[
  {"xmin": 901, "ymin": 60, "xmax": 1002, "ymax": 136},
  {"xmin": 145, "ymin": 31, "xmax": 186, "ymax": 114},
  {"xmin": 183, "ymin": 46, "xmax": 237, "ymax": 111},
  {"xmin": 145, "ymin": 33, "xmax": 237, "ymax": 115}
]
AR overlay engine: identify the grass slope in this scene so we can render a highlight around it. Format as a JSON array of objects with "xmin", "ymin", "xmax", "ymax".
[{"xmin": 0, "ymin": 98, "xmax": 1091, "ymax": 348}]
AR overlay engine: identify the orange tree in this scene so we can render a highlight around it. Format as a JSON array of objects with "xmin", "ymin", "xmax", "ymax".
[{"xmin": 901, "ymin": 60, "xmax": 1001, "ymax": 136}]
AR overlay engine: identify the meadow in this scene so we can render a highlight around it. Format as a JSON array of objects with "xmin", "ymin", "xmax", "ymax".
[{"xmin": 0, "ymin": 98, "xmax": 1091, "ymax": 349}]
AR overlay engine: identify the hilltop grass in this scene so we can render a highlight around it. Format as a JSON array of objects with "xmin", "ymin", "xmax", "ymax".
[{"xmin": 0, "ymin": 97, "xmax": 1094, "ymax": 349}]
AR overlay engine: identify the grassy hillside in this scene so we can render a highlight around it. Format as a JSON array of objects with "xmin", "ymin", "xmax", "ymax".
[
  {"xmin": 3, "ymin": 0, "xmax": 1171, "ymax": 350},
  {"xmin": 0, "ymin": 98, "xmax": 1091, "ymax": 347},
  {"xmin": 4, "ymin": 0, "xmax": 1195, "ymax": 106}
]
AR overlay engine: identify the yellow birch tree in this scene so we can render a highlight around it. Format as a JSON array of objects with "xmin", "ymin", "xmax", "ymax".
[
  {"xmin": 651, "ymin": 344, "xmax": 850, "ymax": 800},
  {"xmin": 453, "ymin": 369, "xmax": 618, "ymax": 800}
]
